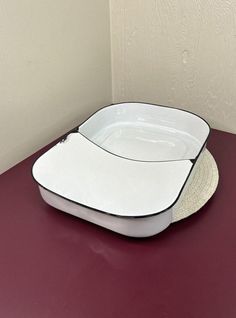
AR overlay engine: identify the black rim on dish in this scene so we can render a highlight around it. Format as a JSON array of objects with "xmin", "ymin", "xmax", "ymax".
[{"xmin": 32, "ymin": 102, "xmax": 211, "ymax": 219}]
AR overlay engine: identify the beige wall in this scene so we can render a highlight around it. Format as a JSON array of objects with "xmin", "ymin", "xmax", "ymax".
[
  {"xmin": 0, "ymin": 0, "xmax": 111, "ymax": 174},
  {"xmin": 1, "ymin": 1, "xmax": 236, "ymax": 173},
  {"xmin": 110, "ymin": 0, "xmax": 236, "ymax": 133}
]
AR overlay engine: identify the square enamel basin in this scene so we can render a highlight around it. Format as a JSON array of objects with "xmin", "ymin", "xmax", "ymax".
[{"xmin": 32, "ymin": 103, "xmax": 210, "ymax": 237}]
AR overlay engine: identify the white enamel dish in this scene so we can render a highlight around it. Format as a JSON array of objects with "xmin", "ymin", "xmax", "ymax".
[{"xmin": 32, "ymin": 103, "xmax": 210, "ymax": 237}]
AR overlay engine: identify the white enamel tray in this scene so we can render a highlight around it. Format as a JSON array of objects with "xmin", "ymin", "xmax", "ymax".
[{"xmin": 32, "ymin": 103, "xmax": 210, "ymax": 237}]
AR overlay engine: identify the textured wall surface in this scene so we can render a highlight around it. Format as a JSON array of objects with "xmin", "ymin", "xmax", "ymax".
[
  {"xmin": 1, "ymin": 0, "xmax": 236, "ymax": 173},
  {"xmin": 0, "ymin": 0, "xmax": 111, "ymax": 173},
  {"xmin": 110, "ymin": 0, "xmax": 236, "ymax": 133}
]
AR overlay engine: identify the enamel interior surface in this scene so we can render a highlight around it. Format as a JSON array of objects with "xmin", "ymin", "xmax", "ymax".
[{"xmin": 79, "ymin": 103, "xmax": 210, "ymax": 161}]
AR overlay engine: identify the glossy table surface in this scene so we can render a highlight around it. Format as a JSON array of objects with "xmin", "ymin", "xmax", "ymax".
[{"xmin": 0, "ymin": 129, "xmax": 235, "ymax": 318}]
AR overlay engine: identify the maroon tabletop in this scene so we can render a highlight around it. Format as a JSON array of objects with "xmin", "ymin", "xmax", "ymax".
[{"xmin": 0, "ymin": 129, "xmax": 236, "ymax": 318}]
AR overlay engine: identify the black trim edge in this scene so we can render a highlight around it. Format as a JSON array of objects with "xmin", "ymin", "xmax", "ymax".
[{"xmin": 31, "ymin": 102, "xmax": 210, "ymax": 219}]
